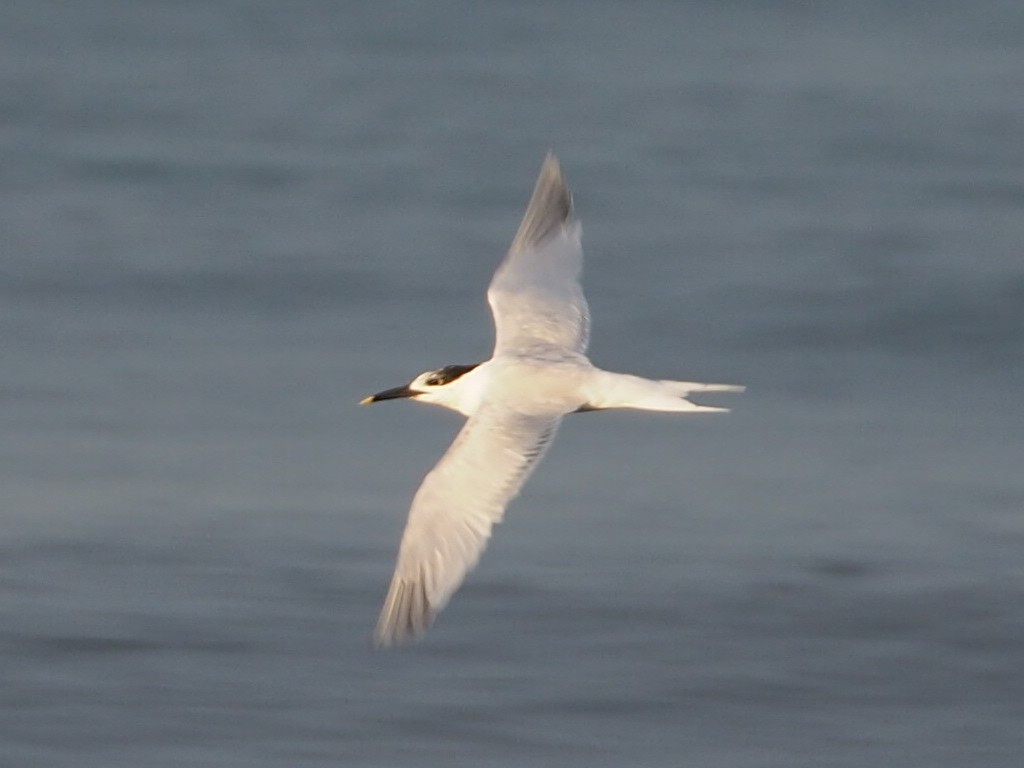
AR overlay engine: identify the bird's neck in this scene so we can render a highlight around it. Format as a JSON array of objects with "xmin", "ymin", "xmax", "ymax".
[{"xmin": 431, "ymin": 361, "xmax": 494, "ymax": 417}]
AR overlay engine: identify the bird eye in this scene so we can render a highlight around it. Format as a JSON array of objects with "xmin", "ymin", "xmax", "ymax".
[{"xmin": 425, "ymin": 376, "xmax": 440, "ymax": 386}]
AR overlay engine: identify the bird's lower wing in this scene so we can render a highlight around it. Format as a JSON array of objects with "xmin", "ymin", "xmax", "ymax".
[{"xmin": 374, "ymin": 404, "xmax": 562, "ymax": 647}]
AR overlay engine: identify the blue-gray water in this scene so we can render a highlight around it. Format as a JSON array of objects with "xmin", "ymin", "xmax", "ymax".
[{"xmin": 3, "ymin": 2, "xmax": 1023, "ymax": 766}]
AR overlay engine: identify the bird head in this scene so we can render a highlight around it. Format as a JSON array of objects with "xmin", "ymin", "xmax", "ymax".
[{"xmin": 361, "ymin": 363, "xmax": 483, "ymax": 416}]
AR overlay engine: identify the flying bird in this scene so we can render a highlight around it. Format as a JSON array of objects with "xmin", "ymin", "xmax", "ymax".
[{"xmin": 362, "ymin": 154, "xmax": 742, "ymax": 646}]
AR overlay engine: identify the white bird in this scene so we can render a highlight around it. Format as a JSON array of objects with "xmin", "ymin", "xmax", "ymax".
[{"xmin": 362, "ymin": 154, "xmax": 742, "ymax": 647}]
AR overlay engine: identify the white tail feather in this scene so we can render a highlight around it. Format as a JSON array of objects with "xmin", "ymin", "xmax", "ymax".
[
  {"xmin": 582, "ymin": 372, "xmax": 743, "ymax": 413},
  {"xmin": 660, "ymin": 381, "xmax": 746, "ymax": 396}
]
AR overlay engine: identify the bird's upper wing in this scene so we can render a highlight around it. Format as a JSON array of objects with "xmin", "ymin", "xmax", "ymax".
[
  {"xmin": 374, "ymin": 402, "xmax": 562, "ymax": 647},
  {"xmin": 487, "ymin": 153, "xmax": 590, "ymax": 355}
]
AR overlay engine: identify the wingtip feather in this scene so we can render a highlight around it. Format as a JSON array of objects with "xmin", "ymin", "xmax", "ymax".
[
  {"xmin": 373, "ymin": 574, "xmax": 437, "ymax": 649},
  {"xmin": 509, "ymin": 153, "xmax": 573, "ymax": 253}
]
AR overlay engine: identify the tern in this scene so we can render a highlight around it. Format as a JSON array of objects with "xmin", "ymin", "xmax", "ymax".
[{"xmin": 363, "ymin": 153, "xmax": 742, "ymax": 647}]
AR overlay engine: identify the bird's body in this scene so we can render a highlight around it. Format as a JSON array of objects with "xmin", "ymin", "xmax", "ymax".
[{"xmin": 363, "ymin": 154, "xmax": 742, "ymax": 646}]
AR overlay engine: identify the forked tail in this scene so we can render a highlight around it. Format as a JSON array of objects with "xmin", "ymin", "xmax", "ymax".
[{"xmin": 580, "ymin": 371, "xmax": 744, "ymax": 413}]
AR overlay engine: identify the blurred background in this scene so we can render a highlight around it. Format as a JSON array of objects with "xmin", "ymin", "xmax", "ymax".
[{"xmin": 2, "ymin": 1, "xmax": 1022, "ymax": 766}]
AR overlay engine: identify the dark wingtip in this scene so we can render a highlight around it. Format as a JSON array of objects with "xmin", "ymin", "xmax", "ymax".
[
  {"xmin": 509, "ymin": 153, "xmax": 573, "ymax": 253},
  {"xmin": 373, "ymin": 574, "xmax": 436, "ymax": 649}
]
